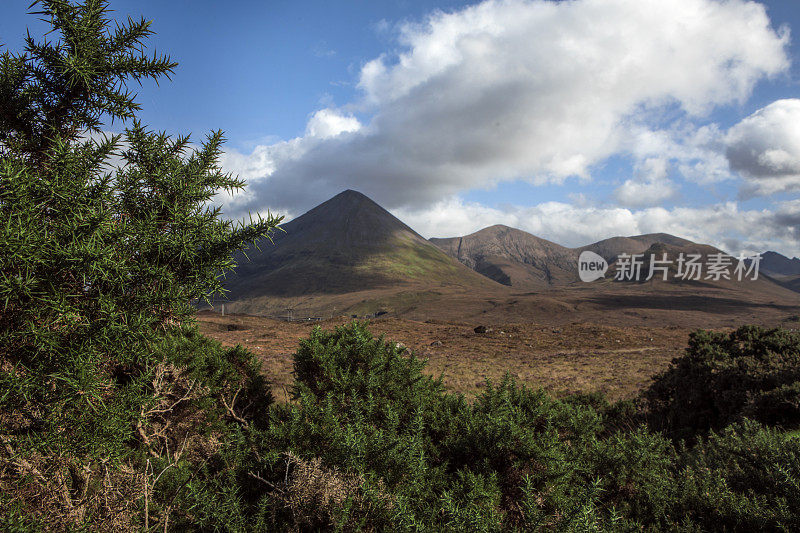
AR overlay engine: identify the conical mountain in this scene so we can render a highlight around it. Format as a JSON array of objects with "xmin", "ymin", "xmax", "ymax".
[{"xmin": 221, "ymin": 190, "xmax": 501, "ymax": 302}]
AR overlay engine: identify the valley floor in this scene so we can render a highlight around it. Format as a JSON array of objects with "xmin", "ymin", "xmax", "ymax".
[{"xmin": 199, "ymin": 312, "xmax": 701, "ymax": 401}]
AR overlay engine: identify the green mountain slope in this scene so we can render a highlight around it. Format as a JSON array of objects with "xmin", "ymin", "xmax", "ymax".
[{"xmin": 220, "ymin": 190, "xmax": 502, "ymax": 302}]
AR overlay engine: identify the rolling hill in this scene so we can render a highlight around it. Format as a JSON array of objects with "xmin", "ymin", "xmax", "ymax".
[
  {"xmin": 429, "ymin": 225, "xmax": 578, "ymax": 287},
  {"xmin": 580, "ymin": 233, "xmax": 696, "ymax": 263}
]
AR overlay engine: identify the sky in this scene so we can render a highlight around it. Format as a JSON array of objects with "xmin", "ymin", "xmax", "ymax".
[{"xmin": 1, "ymin": 0, "xmax": 799, "ymax": 257}]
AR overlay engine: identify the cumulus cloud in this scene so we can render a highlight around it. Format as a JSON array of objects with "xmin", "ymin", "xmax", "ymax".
[
  {"xmin": 773, "ymin": 199, "xmax": 800, "ymax": 243},
  {"xmin": 393, "ymin": 197, "xmax": 800, "ymax": 258},
  {"xmin": 614, "ymin": 157, "xmax": 677, "ymax": 207},
  {"xmin": 725, "ymin": 99, "xmax": 800, "ymax": 197},
  {"xmin": 219, "ymin": 0, "xmax": 788, "ymax": 217},
  {"xmin": 305, "ymin": 109, "xmax": 361, "ymax": 139},
  {"xmin": 614, "ymin": 179, "xmax": 677, "ymax": 208},
  {"xmin": 623, "ymin": 123, "xmax": 735, "ymax": 186}
]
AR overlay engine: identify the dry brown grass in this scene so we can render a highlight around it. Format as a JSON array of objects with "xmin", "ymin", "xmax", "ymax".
[
  {"xmin": 284, "ymin": 453, "xmax": 363, "ymax": 527},
  {"xmin": 196, "ymin": 313, "xmax": 699, "ymax": 401}
]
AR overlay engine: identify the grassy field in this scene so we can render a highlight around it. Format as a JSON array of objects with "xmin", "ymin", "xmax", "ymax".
[{"xmin": 197, "ymin": 312, "xmax": 693, "ymax": 401}]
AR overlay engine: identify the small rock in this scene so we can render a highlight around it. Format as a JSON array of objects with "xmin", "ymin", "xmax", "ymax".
[
  {"xmin": 394, "ymin": 342, "xmax": 406, "ymax": 351},
  {"xmin": 430, "ymin": 340, "xmax": 443, "ymax": 347},
  {"xmin": 474, "ymin": 325, "xmax": 493, "ymax": 334}
]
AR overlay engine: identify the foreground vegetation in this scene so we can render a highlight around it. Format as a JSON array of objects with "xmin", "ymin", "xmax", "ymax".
[
  {"xmin": 2, "ymin": 2, "xmax": 800, "ymax": 531},
  {"xmin": 3, "ymin": 321, "xmax": 800, "ymax": 531}
]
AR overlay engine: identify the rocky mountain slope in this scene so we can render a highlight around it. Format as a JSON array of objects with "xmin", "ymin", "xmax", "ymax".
[
  {"xmin": 430, "ymin": 225, "xmax": 578, "ymax": 287},
  {"xmin": 430, "ymin": 226, "xmax": 723, "ymax": 289}
]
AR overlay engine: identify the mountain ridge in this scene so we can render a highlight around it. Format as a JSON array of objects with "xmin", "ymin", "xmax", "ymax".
[
  {"xmin": 760, "ymin": 251, "xmax": 800, "ymax": 277},
  {"xmin": 429, "ymin": 224, "xmax": 722, "ymax": 289},
  {"xmin": 211, "ymin": 190, "xmax": 798, "ymax": 319}
]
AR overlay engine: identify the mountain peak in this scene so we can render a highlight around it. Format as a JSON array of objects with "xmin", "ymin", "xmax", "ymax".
[
  {"xmin": 333, "ymin": 188, "xmax": 369, "ymax": 200},
  {"xmin": 761, "ymin": 251, "xmax": 800, "ymax": 276},
  {"xmin": 220, "ymin": 190, "xmax": 500, "ymax": 301},
  {"xmin": 294, "ymin": 189, "xmax": 420, "ymax": 244},
  {"xmin": 430, "ymin": 225, "xmax": 576, "ymax": 287}
]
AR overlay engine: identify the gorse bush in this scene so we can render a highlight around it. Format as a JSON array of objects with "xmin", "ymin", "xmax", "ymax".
[
  {"xmin": 136, "ymin": 322, "xmax": 799, "ymax": 532},
  {"xmin": 0, "ymin": 0, "xmax": 279, "ymax": 529},
  {"xmin": 5, "ymin": 312, "xmax": 800, "ymax": 530},
  {"xmin": 644, "ymin": 326, "xmax": 800, "ymax": 442},
  {"xmin": 675, "ymin": 420, "xmax": 800, "ymax": 531}
]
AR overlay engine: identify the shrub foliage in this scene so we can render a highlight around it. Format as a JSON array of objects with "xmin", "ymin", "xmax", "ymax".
[
  {"xmin": 137, "ymin": 323, "xmax": 800, "ymax": 532},
  {"xmin": 0, "ymin": 1, "xmax": 279, "ymax": 529},
  {"xmin": 644, "ymin": 326, "xmax": 800, "ymax": 442}
]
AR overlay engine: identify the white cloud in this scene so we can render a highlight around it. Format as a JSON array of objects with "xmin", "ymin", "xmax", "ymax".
[
  {"xmin": 725, "ymin": 99, "xmax": 800, "ymax": 197},
  {"xmin": 614, "ymin": 157, "xmax": 677, "ymax": 207},
  {"xmin": 614, "ymin": 179, "xmax": 677, "ymax": 208},
  {"xmin": 624, "ymin": 123, "xmax": 735, "ymax": 186},
  {"xmin": 394, "ymin": 197, "xmax": 799, "ymax": 258},
  {"xmin": 219, "ymin": 0, "xmax": 788, "ymax": 218},
  {"xmin": 305, "ymin": 109, "xmax": 361, "ymax": 139}
]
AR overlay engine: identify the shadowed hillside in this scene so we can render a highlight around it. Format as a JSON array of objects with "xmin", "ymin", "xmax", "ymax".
[{"xmin": 781, "ymin": 274, "xmax": 800, "ymax": 293}]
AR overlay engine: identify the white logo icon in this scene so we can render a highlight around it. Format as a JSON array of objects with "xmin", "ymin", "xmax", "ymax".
[{"xmin": 578, "ymin": 251, "xmax": 608, "ymax": 282}]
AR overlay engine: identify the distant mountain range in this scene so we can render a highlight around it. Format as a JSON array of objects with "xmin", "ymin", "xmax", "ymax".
[
  {"xmin": 760, "ymin": 251, "xmax": 800, "ymax": 277},
  {"xmin": 213, "ymin": 190, "xmax": 798, "ymax": 321},
  {"xmin": 430, "ymin": 226, "xmax": 725, "ymax": 289}
]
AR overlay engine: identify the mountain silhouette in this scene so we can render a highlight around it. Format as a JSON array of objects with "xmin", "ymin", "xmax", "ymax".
[{"xmin": 220, "ymin": 190, "xmax": 501, "ymax": 302}]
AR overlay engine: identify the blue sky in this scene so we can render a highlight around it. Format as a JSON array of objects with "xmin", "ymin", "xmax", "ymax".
[{"xmin": 1, "ymin": 0, "xmax": 799, "ymax": 256}]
